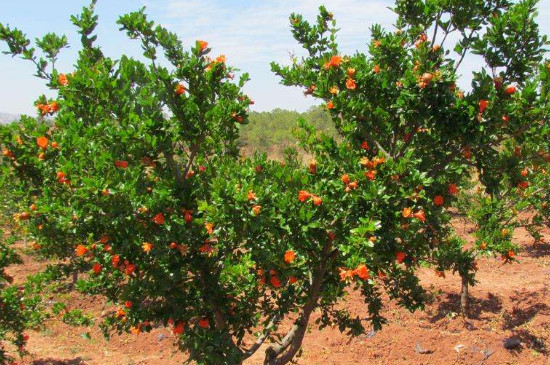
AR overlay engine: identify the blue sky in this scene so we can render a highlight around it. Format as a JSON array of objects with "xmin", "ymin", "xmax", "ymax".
[{"xmin": 1, "ymin": 0, "xmax": 549, "ymax": 115}]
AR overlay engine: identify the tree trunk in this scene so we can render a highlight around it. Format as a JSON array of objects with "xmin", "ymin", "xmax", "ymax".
[
  {"xmin": 263, "ymin": 242, "xmax": 332, "ymax": 365},
  {"xmin": 460, "ymin": 273, "xmax": 469, "ymax": 318}
]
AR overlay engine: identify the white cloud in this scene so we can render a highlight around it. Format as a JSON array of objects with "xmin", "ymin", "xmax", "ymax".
[
  {"xmin": 152, "ymin": 0, "xmax": 396, "ymax": 65},
  {"xmin": 146, "ymin": 0, "xmax": 397, "ymax": 111}
]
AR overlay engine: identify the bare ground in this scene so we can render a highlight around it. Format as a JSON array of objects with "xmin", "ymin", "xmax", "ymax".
[{"xmin": 4, "ymin": 217, "xmax": 550, "ymax": 365}]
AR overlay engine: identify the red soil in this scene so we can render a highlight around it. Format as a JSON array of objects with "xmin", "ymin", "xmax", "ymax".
[{"xmin": 5, "ymin": 218, "xmax": 550, "ymax": 365}]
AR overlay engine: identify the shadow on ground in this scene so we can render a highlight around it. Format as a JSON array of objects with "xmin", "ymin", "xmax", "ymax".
[
  {"xmin": 428, "ymin": 291, "xmax": 503, "ymax": 322},
  {"xmin": 32, "ymin": 358, "xmax": 86, "ymax": 365},
  {"xmin": 522, "ymin": 242, "xmax": 550, "ymax": 258}
]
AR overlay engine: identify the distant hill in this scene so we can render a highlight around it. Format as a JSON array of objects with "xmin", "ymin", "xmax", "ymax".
[{"xmin": 0, "ymin": 112, "xmax": 21, "ymax": 124}]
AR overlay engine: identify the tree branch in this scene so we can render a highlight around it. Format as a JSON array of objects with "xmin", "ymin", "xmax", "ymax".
[{"xmin": 242, "ymin": 314, "xmax": 281, "ymax": 359}]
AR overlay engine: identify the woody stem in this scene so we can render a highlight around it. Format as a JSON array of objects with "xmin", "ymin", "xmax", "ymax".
[{"xmin": 263, "ymin": 241, "xmax": 332, "ymax": 365}]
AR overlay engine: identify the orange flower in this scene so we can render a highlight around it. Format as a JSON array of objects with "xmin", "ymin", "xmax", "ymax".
[
  {"xmin": 402, "ymin": 207, "xmax": 413, "ymax": 218},
  {"xmin": 125, "ymin": 263, "xmax": 136, "ymax": 275},
  {"xmin": 329, "ymin": 86, "xmax": 339, "ymax": 95},
  {"xmin": 15, "ymin": 212, "xmax": 31, "ymax": 221},
  {"xmin": 304, "ymin": 84, "xmax": 317, "ymax": 95},
  {"xmin": 288, "ymin": 276, "xmax": 298, "ymax": 284},
  {"xmin": 284, "ymin": 250, "xmax": 296, "ymax": 264},
  {"xmin": 142, "ymin": 242, "xmax": 154, "ymax": 253},
  {"xmin": 124, "ymin": 301, "xmax": 133, "ymax": 309},
  {"xmin": 270, "ymin": 275, "xmax": 282, "ymax": 288},
  {"xmin": 198, "ymin": 318, "xmax": 210, "ymax": 328},
  {"xmin": 115, "ymin": 160, "xmax": 128, "ymax": 169},
  {"xmin": 312, "ymin": 195, "xmax": 322, "ymax": 206},
  {"xmin": 346, "ymin": 78, "xmax": 356, "ymax": 90},
  {"xmin": 433, "ymin": 195, "xmax": 445, "ymax": 206},
  {"xmin": 413, "ymin": 210, "xmax": 426, "ymax": 222},
  {"xmin": 36, "ymin": 136, "xmax": 49, "ymax": 150},
  {"xmin": 354, "ymin": 264, "xmax": 369, "ymax": 280},
  {"xmin": 365, "ymin": 170, "xmax": 376, "ymax": 181},
  {"xmin": 479, "ymin": 99, "xmax": 489, "ymax": 114},
  {"xmin": 75, "ymin": 244, "xmax": 88, "ymax": 257},
  {"xmin": 252, "ymin": 205, "xmax": 262, "ymax": 216},
  {"xmin": 92, "ymin": 263, "xmax": 102, "ymax": 274},
  {"xmin": 37, "ymin": 103, "xmax": 51, "ymax": 115},
  {"xmin": 2, "ymin": 149, "xmax": 14, "ymax": 158},
  {"xmin": 258, "ymin": 269, "xmax": 266, "ymax": 285},
  {"xmin": 396, "ymin": 251, "xmax": 407, "ymax": 264},
  {"xmin": 205, "ymin": 222, "xmax": 214, "ymax": 234},
  {"xmin": 58, "ymin": 73, "xmax": 69, "ymax": 86},
  {"xmin": 373, "ymin": 157, "xmax": 385, "ymax": 167},
  {"xmin": 448, "ymin": 184, "xmax": 459, "ymax": 195},
  {"xmin": 173, "ymin": 321, "xmax": 185, "ymax": 334},
  {"xmin": 215, "ymin": 55, "xmax": 226, "ymax": 63},
  {"xmin": 507, "ymin": 250, "xmax": 515, "ymax": 258},
  {"xmin": 348, "ymin": 181, "xmax": 358, "ymax": 190},
  {"xmin": 50, "ymin": 102, "xmax": 59, "ymax": 113},
  {"xmin": 323, "ymin": 55, "xmax": 342, "ymax": 69},
  {"xmin": 341, "ymin": 174, "xmax": 350, "ymax": 185},
  {"xmin": 347, "ymin": 68, "xmax": 356, "ymax": 77},
  {"xmin": 298, "ymin": 190, "xmax": 311, "ymax": 202},
  {"xmin": 326, "ymin": 101, "xmax": 335, "ymax": 110},
  {"xmin": 153, "ymin": 213, "xmax": 165, "ymax": 225},
  {"xmin": 308, "ymin": 159, "xmax": 317, "ymax": 174},
  {"xmin": 520, "ymin": 168, "xmax": 529, "ymax": 177},
  {"xmin": 197, "ymin": 40, "xmax": 208, "ymax": 52},
  {"xmin": 373, "ymin": 65, "xmax": 380, "ymax": 74},
  {"xmin": 116, "ymin": 309, "xmax": 126, "ymax": 318},
  {"xmin": 112, "ymin": 255, "xmax": 121, "ymax": 267},
  {"xmin": 232, "ymin": 112, "xmax": 244, "ymax": 123},
  {"xmin": 339, "ymin": 268, "xmax": 354, "ymax": 282},
  {"xmin": 247, "ymin": 190, "xmax": 257, "ymax": 201},
  {"xmin": 504, "ymin": 85, "xmax": 516, "ymax": 95},
  {"xmin": 130, "ymin": 325, "xmax": 142, "ymax": 335},
  {"xmin": 199, "ymin": 242, "xmax": 214, "ymax": 255},
  {"xmin": 175, "ymin": 83, "xmax": 185, "ymax": 95},
  {"xmin": 462, "ymin": 146, "xmax": 472, "ymax": 159},
  {"xmin": 518, "ymin": 181, "xmax": 529, "ymax": 189},
  {"xmin": 361, "ymin": 141, "xmax": 369, "ymax": 150},
  {"xmin": 184, "ymin": 210, "xmax": 193, "ymax": 223}
]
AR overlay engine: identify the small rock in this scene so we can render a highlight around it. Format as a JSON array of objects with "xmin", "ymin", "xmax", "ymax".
[
  {"xmin": 482, "ymin": 349, "xmax": 495, "ymax": 360},
  {"xmin": 415, "ymin": 342, "xmax": 434, "ymax": 354},
  {"xmin": 504, "ymin": 337, "xmax": 521, "ymax": 349},
  {"xmin": 454, "ymin": 344, "xmax": 465, "ymax": 353},
  {"xmin": 157, "ymin": 333, "xmax": 166, "ymax": 342}
]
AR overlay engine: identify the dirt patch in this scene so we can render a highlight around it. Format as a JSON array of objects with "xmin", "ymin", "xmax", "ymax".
[{"xmin": 5, "ymin": 221, "xmax": 550, "ymax": 365}]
